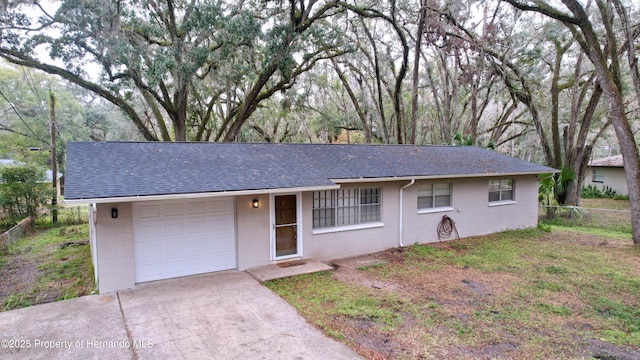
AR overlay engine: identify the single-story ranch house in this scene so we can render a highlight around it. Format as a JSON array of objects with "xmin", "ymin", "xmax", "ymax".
[
  {"xmin": 584, "ymin": 154, "xmax": 627, "ymax": 196},
  {"xmin": 65, "ymin": 142, "xmax": 555, "ymax": 293}
]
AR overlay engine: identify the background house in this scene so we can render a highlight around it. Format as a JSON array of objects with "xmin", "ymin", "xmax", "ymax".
[
  {"xmin": 0, "ymin": 159, "xmax": 63, "ymax": 197},
  {"xmin": 584, "ymin": 154, "xmax": 627, "ymax": 195},
  {"xmin": 65, "ymin": 142, "xmax": 555, "ymax": 293}
]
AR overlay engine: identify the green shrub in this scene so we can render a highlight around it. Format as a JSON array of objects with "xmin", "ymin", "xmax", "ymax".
[
  {"xmin": 602, "ymin": 185, "xmax": 618, "ymax": 198},
  {"xmin": 581, "ymin": 184, "xmax": 603, "ymax": 198},
  {"xmin": 581, "ymin": 185, "xmax": 618, "ymax": 199},
  {"xmin": 0, "ymin": 164, "xmax": 52, "ymax": 227}
]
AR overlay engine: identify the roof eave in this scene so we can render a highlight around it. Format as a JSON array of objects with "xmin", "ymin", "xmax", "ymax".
[
  {"xmin": 589, "ymin": 164, "xmax": 624, "ymax": 168},
  {"xmin": 330, "ymin": 171, "xmax": 557, "ymax": 184},
  {"xmin": 63, "ymin": 184, "xmax": 340, "ymax": 205}
]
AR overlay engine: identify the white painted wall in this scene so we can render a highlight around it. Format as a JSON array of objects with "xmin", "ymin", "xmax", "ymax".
[
  {"xmin": 236, "ymin": 194, "xmax": 271, "ymax": 270},
  {"xmin": 95, "ymin": 203, "xmax": 135, "ymax": 293},
  {"xmin": 88, "ymin": 204, "xmax": 98, "ymax": 283},
  {"xmin": 584, "ymin": 167, "xmax": 628, "ymax": 195}
]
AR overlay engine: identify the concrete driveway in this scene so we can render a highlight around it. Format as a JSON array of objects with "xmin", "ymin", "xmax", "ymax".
[{"xmin": 0, "ymin": 271, "xmax": 360, "ymax": 359}]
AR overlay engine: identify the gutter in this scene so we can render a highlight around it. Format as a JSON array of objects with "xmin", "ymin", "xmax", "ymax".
[
  {"xmin": 398, "ymin": 179, "xmax": 416, "ymax": 248},
  {"xmin": 331, "ymin": 171, "xmax": 556, "ymax": 184},
  {"xmin": 63, "ymin": 184, "xmax": 340, "ymax": 205}
]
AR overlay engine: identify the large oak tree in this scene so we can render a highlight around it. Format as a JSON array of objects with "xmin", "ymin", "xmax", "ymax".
[
  {"xmin": 0, "ymin": 0, "xmax": 346, "ymax": 141},
  {"xmin": 503, "ymin": 0, "xmax": 640, "ymax": 244}
]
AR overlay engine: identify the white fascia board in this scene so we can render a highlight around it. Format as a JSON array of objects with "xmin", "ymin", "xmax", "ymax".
[
  {"xmin": 63, "ymin": 184, "xmax": 340, "ymax": 205},
  {"xmin": 330, "ymin": 171, "xmax": 555, "ymax": 184}
]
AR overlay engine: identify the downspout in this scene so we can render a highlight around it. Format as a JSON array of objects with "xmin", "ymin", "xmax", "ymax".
[{"xmin": 399, "ymin": 179, "xmax": 416, "ymax": 247}]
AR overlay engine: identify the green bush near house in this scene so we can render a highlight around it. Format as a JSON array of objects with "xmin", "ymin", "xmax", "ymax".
[
  {"xmin": 581, "ymin": 184, "xmax": 619, "ymax": 199},
  {"xmin": 0, "ymin": 163, "xmax": 52, "ymax": 228}
]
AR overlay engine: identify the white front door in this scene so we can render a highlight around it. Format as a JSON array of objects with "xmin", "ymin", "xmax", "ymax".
[{"xmin": 133, "ymin": 197, "xmax": 236, "ymax": 283}]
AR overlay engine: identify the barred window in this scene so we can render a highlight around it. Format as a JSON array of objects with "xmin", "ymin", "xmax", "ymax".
[{"xmin": 313, "ymin": 187, "xmax": 381, "ymax": 229}]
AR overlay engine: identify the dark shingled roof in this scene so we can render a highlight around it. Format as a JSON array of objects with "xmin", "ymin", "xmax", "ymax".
[{"xmin": 64, "ymin": 142, "xmax": 555, "ymax": 200}]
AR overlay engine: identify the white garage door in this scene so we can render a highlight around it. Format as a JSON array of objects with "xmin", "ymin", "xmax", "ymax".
[{"xmin": 133, "ymin": 197, "xmax": 236, "ymax": 283}]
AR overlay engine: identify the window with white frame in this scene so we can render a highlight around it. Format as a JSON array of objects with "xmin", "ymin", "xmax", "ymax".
[
  {"xmin": 312, "ymin": 187, "xmax": 381, "ymax": 229},
  {"xmin": 417, "ymin": 183, "xmax": 451, "ymax": 210},
  {"xmin": 488, "ymin": 179, "xmax": 514, "ymax": 202},
  {"xmin": 592, "ymin": 169, "xmax": 604, "ymax": 183}
]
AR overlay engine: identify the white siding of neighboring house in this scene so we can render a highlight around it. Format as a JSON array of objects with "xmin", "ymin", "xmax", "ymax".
[{"xmin": 584, "ymin": 167, "xmax": 628, "ymax": 196}]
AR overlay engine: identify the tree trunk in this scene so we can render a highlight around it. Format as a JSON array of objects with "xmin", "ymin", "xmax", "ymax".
[
  {"xmin": 362, "ymin": 20, "xmax": 390, "ymax": 143},
  {"xmin": 611, "ymin": 0, "xmax": 640, "ymax": 107},
  {"xmin": 173, "ymin": 81, "xmax": 188, "ymax": 141},
  {"xmin": 550, "ymin": 39, "xmax": 571, "ymax": 169},
  {"xmin": 563, "ymin": 0, "xmax": 640, "ymax": 244},
  {"xmin": 597, "ymin": 74, "xmax": 640, "ymax": 244},
  {"xmin": 410, "ymin": 2, "xmax": 426, "ymax": 144},
  {"xmin": 330, "ymin": 57, "xmax": 372, "ymax": 143}
]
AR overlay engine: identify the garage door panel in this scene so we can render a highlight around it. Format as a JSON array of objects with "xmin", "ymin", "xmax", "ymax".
[
  {"xmin": 138, "ymin": 204, "xmax": 162, "ymax": 219},
  {"xmin": 208, "ymin": 253, "xmax": 235, "ymax": 271},
  {"xmin": 187, "ymin": 220, "xmax": 209, "ymax": 235},
  {"xmin": 133, "ymin": 197, "xmax": 236, "ymax": 283},
  {"xmin": 187, "ymin": 201, "xmax": 207, "ymax": 214},
  {"xmin": 135, "ymin": 241, "xmax": 162, "ymax": 259},
  {"xmin": 137, "ymin": 263, "xmax": 165, "ymax": 281},
  {"xmin": 164, "ymin": 258, "xmax": 189, "ymax": 275},
  {"xmin": 210, "ymin": 199, "xmax": 231, "ymax": 213},
  {"xmin": 189, "ymin": 238, "xmax": 210, "ymax": 253},
  {"xmin": 136, "ymin": 224, "xmax": 162, "ymax": 240},
  {"xmin": 163, "ymin": 222, "xmax": 185, "ymax": 237},
  {"xmin": 163, "ymin": 203, "xmax": 185, "ymax": 216},
  {"xmin": 163, "ymin": 239, "xmax": 187, "ymax": 257},
  {"xmin": 209, "ymin": 217, "xmax": 232, "ymax": 234},
  {"xmin": 186, "ymin": 255, "xmax": 213, "ymax": 272},
  {"xmin": 211, "ymin": 238, "xmax": 234, "ymax": 252}
]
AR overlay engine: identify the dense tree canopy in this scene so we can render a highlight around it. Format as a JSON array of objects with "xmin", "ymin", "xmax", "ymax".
[{"xmin": 0, "ymin": 0, "xmax": 639, "ymax": 230}]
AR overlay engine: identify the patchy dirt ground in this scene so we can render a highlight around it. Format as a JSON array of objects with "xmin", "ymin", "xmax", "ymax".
[
  {"xmin": 0, "ymin": 226, "xmax": 94, "ymax": 311},
  {"xmin": 321, "ymin": 232, "xmax": 640, "ymax": 360},
  {"xmin": 0, "ymin": 248, "xmax": 39, "ymax": 298}
]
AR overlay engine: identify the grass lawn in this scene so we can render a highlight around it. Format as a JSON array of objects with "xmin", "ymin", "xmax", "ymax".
[
  {"xmin": 266, "ymin": 202, "xmax": 640, "ymax": 359},
  {"xmin": 0, "ymin": 221, "xmax": 95, "ymax": 312}
]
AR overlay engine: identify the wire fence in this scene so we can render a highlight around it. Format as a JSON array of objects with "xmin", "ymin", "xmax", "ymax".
[
  {"xmin": 32, "ymin": 204, "xmax": 90, "ymax": 228},
  {"xmin": 539, "ymin": 205, "xmax": 631, "ymax": 233},
  {"xmin": 58, "ymin": 205, "xmax": 89, "ymax": 225}
]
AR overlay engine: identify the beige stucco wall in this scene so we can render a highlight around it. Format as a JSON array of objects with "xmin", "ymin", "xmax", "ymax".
[
  {"xmin": 282, "ymin": 176, "xmax": 538, "ymax": 262},
  {"xmin": 584, "ymin": 167, "xmax": 628, "ymax": 195},
  {"xmin": 95, "ymin": 203, "xmax": 135, "ymax": 293},
  {"xmin": 401, "ymin": 175, "xmax": 539, "ymax": 245},
  {"xmin": 236, "ymin": 194, "xmax": 271, "ymax": 270},
  {"xmin": 91, "ymin": 175, "xmax": 540, "ymax": 292},
  {"xmin": 300, "ymin": 182, "xmax": 401, "ymax": 261}
]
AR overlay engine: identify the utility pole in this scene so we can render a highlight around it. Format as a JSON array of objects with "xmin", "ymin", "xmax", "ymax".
[{"xmin": 49, "ymin": 89, "xmax": 58, "ymax": 224}]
